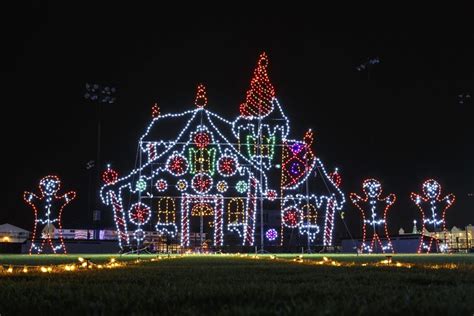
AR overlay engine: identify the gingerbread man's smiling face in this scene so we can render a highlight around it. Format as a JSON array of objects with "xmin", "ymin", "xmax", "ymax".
[
  {"xmin": 363, "ymin": 179, "xmax": 382, "ymax": 198},
  {"xmin": 39, "ymin": 176, "xmax": 61, "ymax": 196},
  {"xmin": 422, "ymin": 179, "xmax": 441, "ymax": 199}
]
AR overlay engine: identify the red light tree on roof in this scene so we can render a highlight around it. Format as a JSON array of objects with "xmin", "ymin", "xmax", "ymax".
[{"xmin": 240, "ymin": 52, "xmax": 276, "ymax": 118}]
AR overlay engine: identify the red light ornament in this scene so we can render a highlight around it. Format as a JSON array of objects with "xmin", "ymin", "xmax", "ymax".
[
  {"xmin": 155, "ymin": 179, "xmax": 168, "ymax": 192},
  {"xmin": 192, "ymin": 173, "xmax": 213, "ymax": 194},
  {"xmin": 102, "ymin": 165, "xmax": 118, "ymax": 185},
  {"xmin": 282, "ymin": 208, "xmax": 300, "ymax": 228},
  {"xmin": 217, "ymin": 156, "xmax": 238, "ymax": 176},
  {"xmin": 194, "ymin": 132, "xmax": 210, "ymax": 149},
  {"xmin": 129, "ymin": 203, "xmax": 151, "ymax": 226},
  {"xmin": 167, "ymin": 154, "xmax": 188, "ymax": 176}
]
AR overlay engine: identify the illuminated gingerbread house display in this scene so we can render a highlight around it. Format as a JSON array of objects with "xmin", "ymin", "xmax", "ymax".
[{"xmin": 100, "ymin": 53, "xmax": 345, "ymax": 250}]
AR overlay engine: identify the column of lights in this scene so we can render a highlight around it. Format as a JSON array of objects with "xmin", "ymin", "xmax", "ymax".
[
  {"xmin": 410, "ymin": 179, "xmax": 455, "ymax": 253},
  {"xmin": 350, "ymin": 179, "xmax": 396, "ymax": 254},
  {"xmin": 23, "ymin": 175, "xmax": 76, "ymax": 254},
  {"xmin": 99, "ymin": 53, "xmax": 345, "ymax": 250}
]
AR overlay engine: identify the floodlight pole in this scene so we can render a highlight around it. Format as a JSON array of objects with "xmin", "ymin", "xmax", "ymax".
[{"xmin": 94, "ymin": 102, "xmax": 102, "ymax": 239}]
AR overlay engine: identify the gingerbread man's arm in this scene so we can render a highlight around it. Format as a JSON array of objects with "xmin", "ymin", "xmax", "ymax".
[
  {"xmin": 350, "ymin": 193, "xmax": 364, "ymax": 206},
  {"xmin": 442, "ymin": 193, "xmax": 455, "ymax": 207},
  {"xmin": 23, "ymin": 191, "xmax": 40, "ymax": 208},
  {"xmin": 410, "ymin": 192, "xmax": 424, "ymax": 205},
  {"xmin": 350, "ymin": 193, "xmax": 367, "ymax": 218},
  {"xmin": 384, "ymin": 193, "xmax": 396, "ymax": 205},
  {"xmin": 59, "ymin": 191, "xmax": 77, "ymax": 206}
]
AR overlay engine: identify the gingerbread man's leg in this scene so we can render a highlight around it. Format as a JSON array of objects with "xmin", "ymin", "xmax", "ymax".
[
  {"xmin": 29, "ymin": 220, "xmax": 39, "ymax": 254},
  {"xmin": 47, "ymin": 235, "xmax": 57, "ymax": 254}
]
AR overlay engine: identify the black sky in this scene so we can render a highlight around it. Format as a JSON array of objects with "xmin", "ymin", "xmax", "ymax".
[{"xmin": 1, "ymin": 3, "xmax": 473, "ymax": 238}]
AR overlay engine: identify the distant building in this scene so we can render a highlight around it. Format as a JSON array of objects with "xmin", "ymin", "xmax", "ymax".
[
  {"xmin": 397, "ymin": 224, "xmax": 473, "ymax": 253},
  {"xmin": 424, "ymin": 225, "xmax": 473, "ymax": 252},
  {"xmin": 0, "ymin": 223, "xmax": 30, "ymax": 243},
  {"xmin": 341, "ymin": 224, "xmax": 473, "ymax": 254}
]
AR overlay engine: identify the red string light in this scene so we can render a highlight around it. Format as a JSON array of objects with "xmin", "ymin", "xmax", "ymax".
[
  {"xmin": 194, "ymin": 84, "xmax": 207, "ymax": 108},
  {"xmin": 240, "ymin": 52, "xmax": 276, "ymax": 118},
  {"xmin": 23, "ymin": 175, "xmax": 76, "ymax": 254},
  {"xmin": 350, "ymin": 179, "xmax": 396, "ymax": 254},
  {"xmin": 102, "ymin": 165, "xmax": 118, "ymax": 185},
  {"xmin": 410, "ymin": 179, "xmax": 455, "ymax": 253},
  {"xmin": 194, "ymin": 131, "xmax": 211, "ymax": 149},
  {"xmin": 217, "ymin": 156, "xmax": 237, "ymax": 176},
  {"xmin": 151, "ymin": 103, "xmax": 160, "ymax": 118}
]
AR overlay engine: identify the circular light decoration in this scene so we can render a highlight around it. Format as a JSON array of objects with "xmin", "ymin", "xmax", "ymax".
[
  {"xmin": 166, "ymin": 154, "xmax": 188, "ymax": 176},
  {"xmin": 217, "ymin": 156, "xmax": 238, "ymax": 177},
  {"xmin": 266, "ymin": 190, "xmax": 277, "ymax": 201},
  {"xmin": 194, "ymin": 131, "xmax": 210, "ymax": 149},
  {"xmin": 235, "ymin": 181, "xmax": 248, "ymax": 194},
  {"xmin": 155, "ymin": 179, "xmax": 168, "ymax": 192},
  {"xmin": 129, "ymin": 202, "xmax": 151, "ymax": 225},
  {"xmin": 133, "ymin": 228, "xmax": 146, "ymax": 242},
  {"xmin": 265, "ymin": 228, "xmax": 278, "ymax": 241},
  {"xmin": 290, "ymin": 161, "xmax": 303, "ymax": 176},
  {"xmin": 192, "ymin": 173, "xmax": 213, "ymax": 194},
  {"xmin": 135, "ymin": 178, "xmax": 147, "ymax": 192},
  {"xmin": 282, "ymin": 207, "xmax": 300, "ymax": 228},
  {"xmin": 176, "ymin": 179, "xmax": 188, "ymax": 192},
  {"xmin": 102, "ymin": 165, "xmax": 118, "ymax": 185},
  {"xmin": 216, "ymin": 180, "xmax": 228, "ymax": 193}
]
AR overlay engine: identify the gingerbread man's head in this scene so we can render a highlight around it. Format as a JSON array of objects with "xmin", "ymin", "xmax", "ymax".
[
  {"xmin": 362, "ymin": 179, "xmax": 382, "ymax": 198},
  {"xmin": 422, "ymin": 179, "xmax": 441, "ymax": 199},
  {"xmin": 39, "ymin": 176, "xmax": 61, "ymax": 196}
]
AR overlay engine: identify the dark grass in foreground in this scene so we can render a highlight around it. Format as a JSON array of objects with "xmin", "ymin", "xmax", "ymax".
[{"xmin": 1, "ymin": 255, "xmax": 473, "ymax": 315}]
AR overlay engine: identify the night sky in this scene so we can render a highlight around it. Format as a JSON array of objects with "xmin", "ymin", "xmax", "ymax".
[{"xmin": 2, "ymin": 3, "xmax": 473, "ymax": 239}]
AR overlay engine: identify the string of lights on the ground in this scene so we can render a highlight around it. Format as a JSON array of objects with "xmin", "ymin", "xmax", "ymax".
[{"xmin": 0, "ymin": 254, "xmax": 467, "ymax": 275}]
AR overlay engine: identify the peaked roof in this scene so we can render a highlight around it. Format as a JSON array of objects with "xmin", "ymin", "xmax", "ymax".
[{"xmin": 0, "ymin": 223, "xmax": 30, "ymax": 233}]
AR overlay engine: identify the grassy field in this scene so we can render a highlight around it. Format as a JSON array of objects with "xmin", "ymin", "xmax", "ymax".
[{"xmin": 1, "ymin": 254, "xmax": 473, "ymax": 315}]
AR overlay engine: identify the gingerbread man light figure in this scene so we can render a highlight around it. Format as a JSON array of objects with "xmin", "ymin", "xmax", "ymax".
[
  {"xmin": 350, "ymin": 179, "xmax": 396, "ymax": 253},
  {"xmin": 410, "ymin": 179, "xmax": 455, "ymax": 253},
  {"xmin": 23, "ymin": 175, "xmax": 76, "ymax": 254}
]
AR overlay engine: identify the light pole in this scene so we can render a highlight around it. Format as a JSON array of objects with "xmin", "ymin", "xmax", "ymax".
[{"xmin": 84, "ymin": 83, "xmax": 116, "ymax": 239}]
